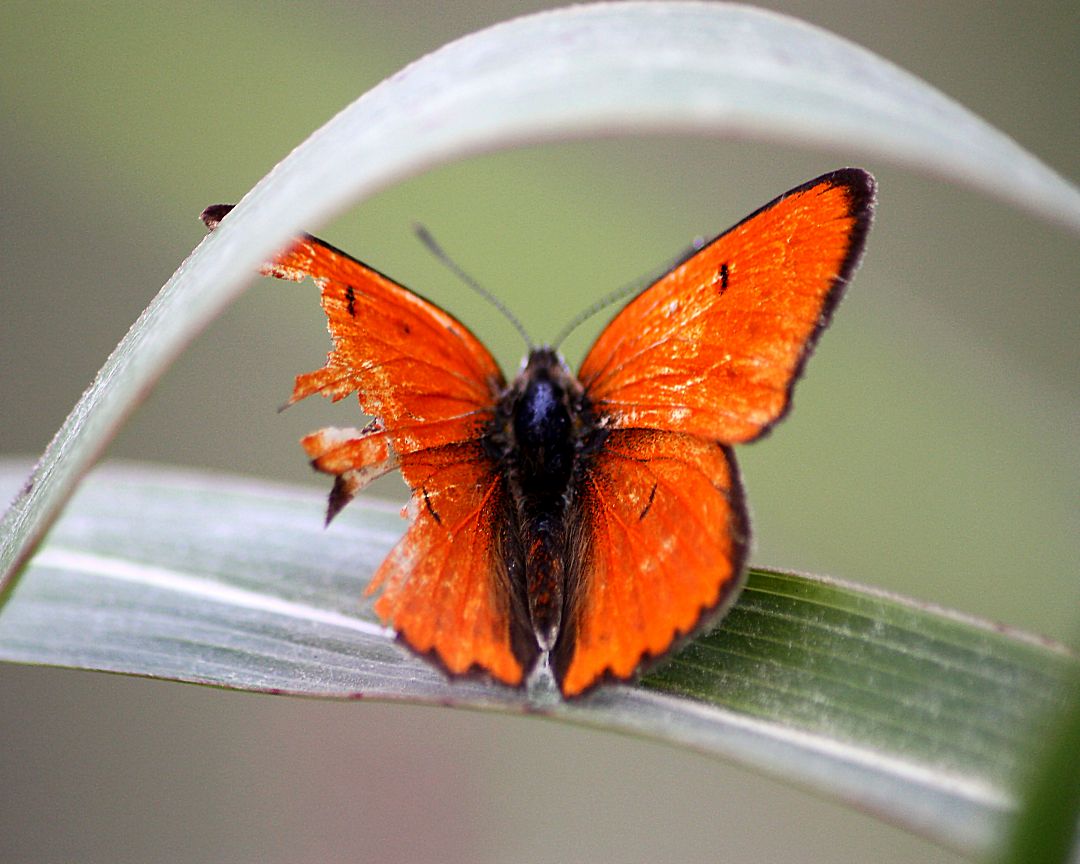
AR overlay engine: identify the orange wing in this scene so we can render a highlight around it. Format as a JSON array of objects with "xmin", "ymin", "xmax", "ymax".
[
  {"xmin": 578, "ymin": 169, "xmax": 875, "ymax": 442},
  {"xmin": 265, "ymin": 234, "xmax": 506, "ymax": 457},
  {"xmin": 553, "ymin": 430, "xmax": 747, "ymax": 697},
  {"xmin": 367, "ymin": 443, "xmax": 538, "ymax": 684},
  {"xmin": 201, "ymin": 206, "xmax": 536, "ymax": 686},
  {"xmin": 555, "ymin": 170, "xmax": 874, "ymax": 695}
]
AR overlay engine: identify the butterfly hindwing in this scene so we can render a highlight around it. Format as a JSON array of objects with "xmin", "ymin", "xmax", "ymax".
[
  {"xmin": 579, "ymin": 169, "xmax": 875, "ymax": 443},
  {"xmin": 553, "ymin": 430, "xmax": 747, "ymax": 696},
  {"xmin": 368, "ymin": 443, "xmax": 538, "ymax": 685}
]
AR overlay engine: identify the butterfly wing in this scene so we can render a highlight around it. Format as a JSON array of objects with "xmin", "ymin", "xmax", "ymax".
[
  {"xmin": 578, "ymin": 169, "xmax": 875, "ymax": 442},
  {"xmin": 202, "ymin": 208, "xmax": 538, "ymax": 685},
  {"xmin": 367, "ymin": 443, "xmax": 538, "ymax": 685},
  {"xmin": 555, "ymin": 169, "xmax": 875, "ymax": 695},
  {"xmin": 265, "ymin": 233, "xmax": 506, "ymax": 457},
  {"xmin": 553, "ymin": 430, "xmax": 747, "ymax": 697}
]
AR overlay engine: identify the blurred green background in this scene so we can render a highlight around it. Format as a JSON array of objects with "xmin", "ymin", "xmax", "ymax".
[{"xmin": 1, "ymin": 2, "xmax": 1076, "ymax": 862}]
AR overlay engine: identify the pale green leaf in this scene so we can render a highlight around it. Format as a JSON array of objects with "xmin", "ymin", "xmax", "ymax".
[{"xmin": 1, "ymin": 461, "xmax": 1073, "ymax": 859}]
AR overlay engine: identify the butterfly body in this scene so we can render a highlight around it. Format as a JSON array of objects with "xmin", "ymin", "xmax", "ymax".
[
  {"xmin": 201, "ymin": 167, "xmax": 875, "ymax": 698},
  {"xmin": 485, "ymin": 347, "xmax": 604, "ymax": 653}
]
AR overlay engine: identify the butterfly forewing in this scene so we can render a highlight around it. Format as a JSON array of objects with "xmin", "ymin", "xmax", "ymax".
[
  {"xmin": 271, "ymin": 234, "xmax": 507, "ymax": 456},
  {"xmin": 579, "ymin": 169, "xmax": 874, "ymax": 443}
]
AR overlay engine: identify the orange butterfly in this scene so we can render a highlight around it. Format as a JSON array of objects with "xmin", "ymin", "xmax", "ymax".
[{"xmin": 202, "ymin": 168, "xmax": 875, "ymax": 697}]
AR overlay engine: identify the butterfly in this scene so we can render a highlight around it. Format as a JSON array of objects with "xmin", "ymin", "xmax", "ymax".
[{"xmin": 202, "ymin": 168, "xmax": 875, "ymax": 698}]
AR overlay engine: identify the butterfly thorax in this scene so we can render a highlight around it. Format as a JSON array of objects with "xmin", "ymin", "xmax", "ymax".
[{"xmin": 487, "ymin": 348, "xmax": 596, "ymax": 649}]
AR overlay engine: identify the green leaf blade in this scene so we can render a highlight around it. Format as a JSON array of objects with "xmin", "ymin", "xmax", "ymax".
[
  {"xmin": 1, "ymin": 460, "xmax": 1073, "ymax": 857},
  {"xmin": 647, "ymin": 573, "xmax": 1066, "ymax": 779}
]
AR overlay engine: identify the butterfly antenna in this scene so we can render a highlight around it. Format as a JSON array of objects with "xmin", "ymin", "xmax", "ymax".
[
  {"xmin": 551, "ymin": 235, "xmax": 708, "ymax": 350},
  {"xmin": 413, "ymin": 224, "xmax": 534, "ymax": 351}
]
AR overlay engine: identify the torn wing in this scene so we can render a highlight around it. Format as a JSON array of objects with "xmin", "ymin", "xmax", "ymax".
[
  {"xmin": 201, "ymin": 208, "xmax": 534, "ymax": 684},
  {"xmin": 202, "ymin": 205, "xmax": 506, "ymax": 511}
]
